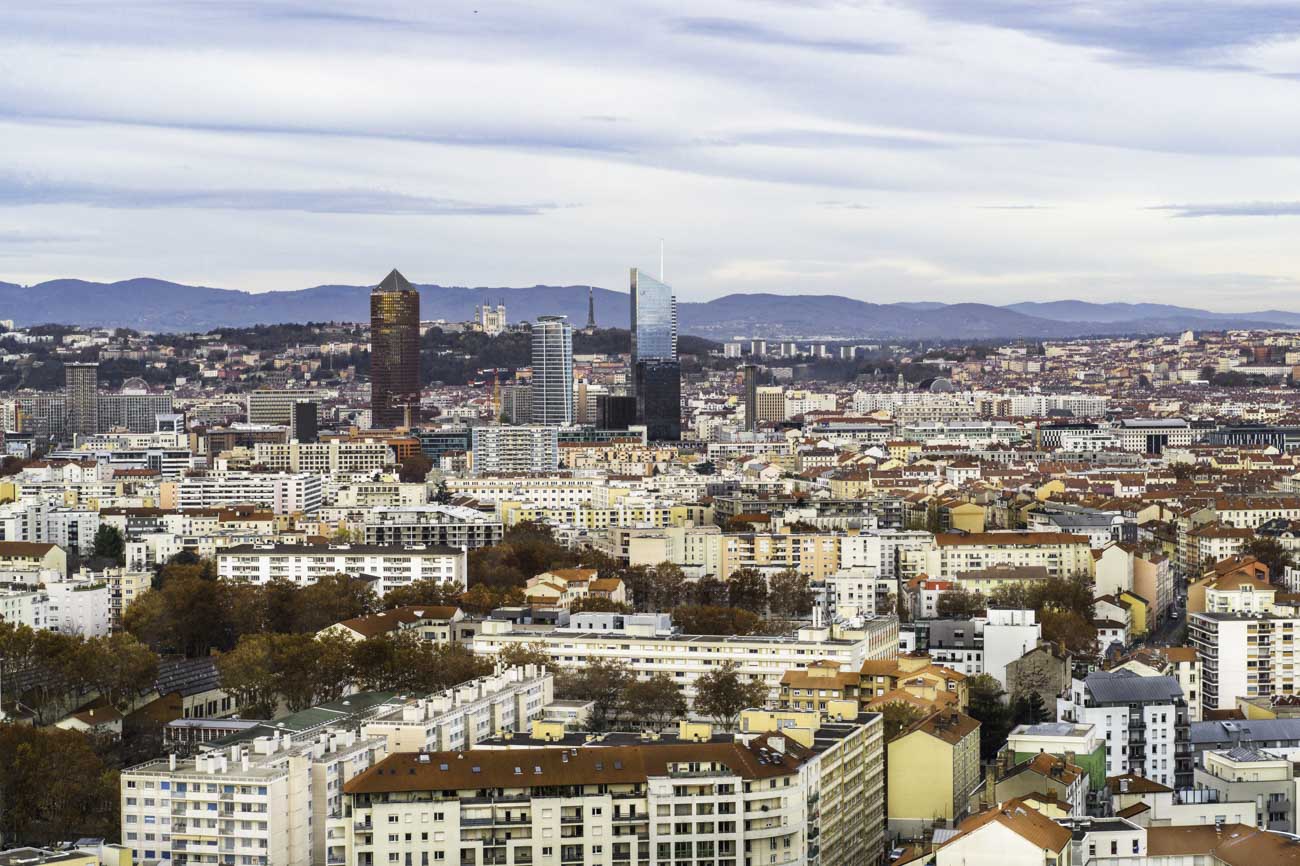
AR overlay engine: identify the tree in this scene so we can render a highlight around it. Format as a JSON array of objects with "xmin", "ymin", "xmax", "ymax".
[
  {"xmin": 125, "ymin": 565, "xmax": 229, "ymax": 657},
  {"xmin": 459, "ymin": 584, "xmax": 500, "ymax": 616},
  {"xmin": 692, "ymin": 663, "xmax": 768, "ymax": 731},
  {"xmin": 293, "ymin": 573, "xmax": 376, "ymax": 633},
  {"xmin": 880, "ymin": 701, "xmax": 928, "ymax": 740},
  {"xmin": 690, "ymin": 576, "xmax": 729, "ymax": 607},
  {"xmin": 671, "ymin": 605, "xmax": 762, "ymax": 636},
  {"xmin": 1244, "ymin": 537, "xmax": 1293, "ymax": 582},
  {"xmin": 498, "ymin": 642, "xmax": 557, "ymax": 672},
  {"xmin": 382, "ymin": 579, "xmax": 464, "ymax": 610},
  {"xmin": 78, "ymin": 633, "xmax": 159, "ymax": 712},
  {"xmin": 1011, "ymin": 690, "xmax": 1050, "ymax": 726},
  {"xmin": 217, "ymin": 634, "xmax": 280, "ymax": 718},
  {"xmin": 398, "ymin": 452, "xmax": 433, "ymax": 483},
  {"xmin": 621, "ymin": 673, "xmax": 687, "ymax": 731},
  {"xmin": 936, "ymin": 588, "xmax": 986, "ymax": 619},
  {"xmin": 0, "ymin": 726, "xmax": 120, "ymax": 845},
  {"xmin": 569, "ymin": 596, "xmax": 633, "ymax": 614},
  {"xmin": 967, "ymin": 674, "xmax": 1011, "ymax": 762},
  {"xmin": 91, "ymin": 524, "xmax": 125, "ymax": 565},
  {"xmin": 556, "ymin": 658, "xmax": 634, "ymax": 731},
  {"xmin": 767, "ymin": 569, "xmax": 814, "ymax": 618},
  {"xmin": 727, "ymin": 568, "xmax": 769, "ymax": 613},
  {"xmin": 1040, "ymin": 608, "xmax": 1098, "ymax": 656}
]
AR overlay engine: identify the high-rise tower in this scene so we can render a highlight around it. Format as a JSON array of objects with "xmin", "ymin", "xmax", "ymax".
[
  {"xmin": 531, "ymin": 316, "xmax": 574, "ymax": 426},
  {"xmin": 741, "ymin": 364, "xmax": 758, "ymax": 433},
  {"xmin": 629, "ymin": 267, "xmax": 680, "ymax": 441},
  {"xmin": 370, "ymin": 269, "xmax": 421, "ymax": 429},
  {"xmin": 586, "ymin": 286, "xmax": 597, "ymax": 331},
  {"xmin": 65, "ymin": 361, "xmax": 99, "ymax": 441}
]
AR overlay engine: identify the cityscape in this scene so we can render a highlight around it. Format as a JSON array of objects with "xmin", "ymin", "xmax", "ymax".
[{"xmin": 9, "ymin": 2, "xmax": 1300, "ymax": 866}]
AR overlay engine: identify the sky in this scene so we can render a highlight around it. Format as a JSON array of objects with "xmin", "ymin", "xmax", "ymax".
[{"xmin": 6, "ymin": 0, "xmax": 1300, "ymax": 309}]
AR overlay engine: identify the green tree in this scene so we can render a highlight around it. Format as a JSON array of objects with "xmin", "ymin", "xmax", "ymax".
[
  {"xmin": 692, "ymin": 663, "xmax": 768, "ymax": 731},
  {"xmin": 1040, "ymin": 608, "xmax": 1098, "ymax": 656},
  {"xmin": 568, "ymin": 596, "xmax": 633, "ymax": 614},
  {"xmin": 91, "ymin": 524, "xmax": 125, "ymax": 564},
  {"xmin": 767, "ymin": 569, "xmax": 814, "ymax": 618},
  {"xmin": 556, "ymin": 658, "xmax": 634, "ymax": 731},
  {"xmin": 1011, "ymin": 691, "xmax": 1050, "ymax": 726},
  {"xmin": 0, "ymin": 726, "xmax": 120, "ymax": 845},
  {"xmin": 880, "ymin": 701, "xmax": 928, "ymax": 740},
  {"xmin": 671, "ymin": 605, "xmax": 762, "ymax": 636},
  {"xmin": 498, "ymin": 642, "xmax": 557, "ymax": 673},
  {"xmin": 293, "ymin": 573, "xmax": 376, "ymax": 633},
  {"xmin": 1244, "ymin": 536, "xmax": 1293, "ymax": 582},
  {"xmin": 621, "ymin": 673, "xmax": 687, "ymax": 731},
  {"xmin": 936, "ymin": 588, "xmax": 986, "ymax": 619},
  {"xmin": 382, "ymin": 579, "xmax": 464, "ymax": 610},
  {"xmin": 967, "ymin": 674, "xmax": 1011, "ymax": 762},
  {"xmin": 79, "ymin": 633, "xmax": 159, "ymax": 712}
]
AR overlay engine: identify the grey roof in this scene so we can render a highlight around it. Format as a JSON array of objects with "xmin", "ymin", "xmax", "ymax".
[
  {"xmin": 1191, "ymin": 718, "xmax": 1300, "ymax": 745},
  {"xmin": 374, "ymin": 269, "xmax": 415, "ymax": 294},
  {"xmin": 1221, "ymin": 745, "xmax": 1271, "ymax": 762},
  {"xmin": 1017, "ymin": 721, "xmax": 1088, "ymax": 737},
  {"xmin": 1083, "ymin": 670, "xmax": 1182, "ymax": 704},
  {"xmin": 926, "ymin": 619, "xmax": 981, "ymax": 649},
  {"xmin": 156, "ymin": 657, "xmax": 221, "ymax": 698}
]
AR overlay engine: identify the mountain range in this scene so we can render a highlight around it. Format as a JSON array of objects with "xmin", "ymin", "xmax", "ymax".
[{"xmin": 2, "ymin": 277, "xmax": 1298, "ymax": 340}]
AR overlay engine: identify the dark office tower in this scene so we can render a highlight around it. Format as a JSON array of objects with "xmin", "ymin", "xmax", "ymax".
[
  {"xmin": 586, "ymin": 286, "xmax": 597, "ymax": 330},
  {"xmin": 292, "ymin": 400, "xmax": 319, "ymax": 443},
  {"xmin": 370, "ymin": 269, "xmax": 421, "ymax": 429},
  {"xmin": 596, "ymin": 394, "xmax": 637, "ymax": 431},
  {"xmin": 742, "ymin": 364, "xmax": 758, "ymax": 432},
  {"xmin": 635, "ymin": 359, "xmax": 682, "ymax": 441},
  {"xmin": 65, "ymin": 361, "xmax": 99, "ymax": 441}
]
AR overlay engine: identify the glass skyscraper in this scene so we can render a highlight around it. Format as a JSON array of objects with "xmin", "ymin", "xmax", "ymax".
[
  {"xmin": 628, "ymin": 267, "xmax": 681, "ymax": 440},
  {"xmin": 370, "ymin": 269, "xmax": 421, "ymax": 429},
  {"xmin": 531, "ymin": 315, "xmax": 574, "ymax": 426},
  {"xmin": 629, "ymin": 268, "xmax": 677, "ymax": 368}
]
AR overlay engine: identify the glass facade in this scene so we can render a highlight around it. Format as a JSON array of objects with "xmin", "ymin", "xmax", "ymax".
[
  {"xmin": 635, "ymin": 359, "xmax": 682, "ymax": 441},
  {"xmin": 370, "ymin": 269, "xmax": 421, "ymax": 429},
  {"xmin": 629, "ymin": 268, "xmax": 677, "ymax": 367},
  {"xmin": 531, "ymin": 315, "xmax": 574, "ymax": 426}
]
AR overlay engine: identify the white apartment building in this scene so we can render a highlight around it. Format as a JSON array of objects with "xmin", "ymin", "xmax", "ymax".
[
  {"xmin": 470, "ymin": 426, "xmax": 560, "ymax": 474},
  {"xmin": 1112, "ymin": 418, "xmax": 1193, "ymax": 454},
  {"xmin": 925, "ymin": 532, "xmax": 1095, "ymax": 579},
  {"xmin": 175, "ymin": 473, "xmax": 323, "ymax": 514},
  {"xmin": 1189, "ymin": 611, "xmax": 1300, "ymax": 712},
  {"xmin": 0, "ymin": 582, "xmax": 50, "ymax": 630},
  {"xmin": 330, "ymin": 715, "xmax": 884, "ymax": 866},
  {"xmin": 360, "ymin": 666, "xmax": 555, "ymax": 753},
  {"xmin": 245, "ymin": 389, "xmax": 330, "ymax": 426},
  {"xmin": 444, "ymin": 475, "xmax": 597, "ymax": 508},
  {"xmin": 362, "ymin": 505, "xmax": 504, "ymax": 550},
  {"xmin": 0, "ymin": 500, "xmax": 100, "ymax": 556},
  {"xmin": 121, "ymin": 729, "xmax": 386, "ymax": 866},
  {"xmin": 45, "ymin": 576, "xmax": 111, "ymax": 637},
  {"xmin": 471, "ymin": 612, "xmax": 898, "ymax": 704},
  {"xmin": 839, "ymin": 530, "xmax": 933, "ymax": 580},
  {"xmin": 1057, "ymin": 670, "xmax": 1189, "ymax": 789},
  {"xmin": 217, "ymin": 543, "xmax": 468, "ymax": 594},
  {"xmin": 254, "ymin": 440, "xmax": 394, "ymax": 475}
]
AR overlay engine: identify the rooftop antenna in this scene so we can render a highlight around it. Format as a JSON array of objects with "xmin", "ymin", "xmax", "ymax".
[{"xmin": 659, "ymin": 238, "xmax": 665, "ymax": 281}]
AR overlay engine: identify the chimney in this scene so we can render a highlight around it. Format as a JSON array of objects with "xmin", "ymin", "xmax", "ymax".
[{"xmin": 169, "ymin": 753, "xmax": 177, "ymax": 771}]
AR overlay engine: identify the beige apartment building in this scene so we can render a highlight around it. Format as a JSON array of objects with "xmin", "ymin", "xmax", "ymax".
[{"xmin": 925, "ymin": 532, "xmax": 1094, "ymax": 579}]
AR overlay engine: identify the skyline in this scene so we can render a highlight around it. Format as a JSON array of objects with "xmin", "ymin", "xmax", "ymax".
[{"xmin": 4, "ymin": 1, "xmax": 1300, "ymax": 306}]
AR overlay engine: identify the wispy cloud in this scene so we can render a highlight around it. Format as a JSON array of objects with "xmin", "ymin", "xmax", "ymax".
[
  {"xmin": 977, "ymin": 204, "xmax": 1055, "ymax": 210},
  {"xmin": 903, "ymin": 0, "xmax": 1300, "ymax": 67},
  {"xmin": 0, "ymin": 178, "xmax": 562, "ymax": 216},
  {"xmin": 669, "ymin": 16, "xmax": 900, "ymax": 55},
  {"xmin": 819, "ymin": 200, "xmax": 875, "ymax": 210},
  {"xmin": 1152, "ymin": 201, "xmax": 1300, "ymax": 218}
]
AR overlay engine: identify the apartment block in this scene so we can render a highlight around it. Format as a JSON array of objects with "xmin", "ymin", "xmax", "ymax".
[
  {"xmin": 217, "ymin": 543, "xmax": 467, "ymax": 594},
  {"xmin": 121, "ymin": 729, "xmax": 387, "ymax": 866},
  {"xmin": 925, "ymin": 532, "xmax": 1095, "ymax": 579},
  {"xmin": 331, "ymin": 716, "xmax": 884, "ymax": 866},
  {"xmin": 471, "ymin": 612, "xmax": 898, "ymax": 704},
  {"xmin": 362, "ymin": 505, "xmax": 503, "ymax": 550},
  {"xmin": 1189, "ymin": 611, "xmax": 1300, "ymax": 712}
]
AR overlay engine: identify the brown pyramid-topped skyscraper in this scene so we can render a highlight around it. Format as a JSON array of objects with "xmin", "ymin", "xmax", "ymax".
[{"xmin": 370, "ymin": 269, "xmax": 420, "ymax": 429}]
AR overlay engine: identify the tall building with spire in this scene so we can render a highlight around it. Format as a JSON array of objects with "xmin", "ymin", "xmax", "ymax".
[
  {"xmin": 586, "ymin": 286, "xmax": 597, "ymax": 331},
  {"xmin": 370, "ymin": 269, "xmax": 421, "ymax": 429},
  {"xmin": 629, "ymin": 268, "xmax": 680, "ymax": 441}
]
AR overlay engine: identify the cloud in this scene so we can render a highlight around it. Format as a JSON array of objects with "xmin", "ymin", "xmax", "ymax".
[
  {"xmin": 902, "ymin": 0, "xmax": 1300, "ymax": 66},
  {"xmin": 0, "ymin": 177, "xmax": 562, "ymax": 216},
  {"xmin": 1152, "ymin": 202, "xmax": 1300, "ymax": 218},
  {"xmin": 669, "ymin": 16, "xmax": 900, "ymax": 55}
]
